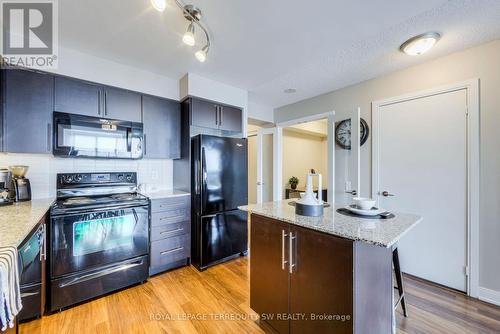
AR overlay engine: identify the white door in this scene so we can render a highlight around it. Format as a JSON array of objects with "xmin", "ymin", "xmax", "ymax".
[
  {"xmin": 257, "ymin": 128, "xmax": 282, "ymax": 203},
  {"xmin": 375, "ymin": 89, "xmax": 467, "ymax": 291},
  {"xmin": 335, "ymin": 108, "xmax": 361, "ymax": 206}
]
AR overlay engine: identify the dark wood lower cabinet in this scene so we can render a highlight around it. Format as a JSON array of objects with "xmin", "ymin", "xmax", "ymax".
[
  {"xmin": 250, "ymin": 213, "xmax": 393, "ymax": 334},
  {"xmin": 250, "ymin": 216, "xmax": 290, "ymax": 333},
  {"xmin": 290, "ymin": 225, "xmax": 353, "ymax": 333}
]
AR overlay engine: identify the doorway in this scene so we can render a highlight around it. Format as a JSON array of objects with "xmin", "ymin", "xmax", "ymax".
[{"xmin": 372, "ymin": 80, "xmax": 479, "ymax": 295}]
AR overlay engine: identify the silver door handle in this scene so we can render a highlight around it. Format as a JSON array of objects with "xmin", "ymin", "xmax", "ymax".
[
  {"xmin": 381, "ymin": 191, "xmax": 395, "ymax": 197},
  {"xmin": 257, "ymin": 181, "xmax": 263, "ymax": 186},
  {"xmin": 289, "ymin": 232, "xmax": 296, "ymax": 274},
  {"xmin": 346, "ymin": 190, "xmax": 357, "ymax": 196},
  {"xmin": 281, "ymin": 230, "xmax": 288, "ymax": 270},
  {"xmin": 59, "ymin": 259, "xmax": 144, "ymax": 288}
]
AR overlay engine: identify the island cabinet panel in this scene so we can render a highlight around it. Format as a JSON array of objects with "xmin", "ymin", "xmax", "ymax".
[
  {"xmin": 289, "ymin": 225, "xmax": 353, "ymax": 333},
  {"xmin": 250, "ymin": 213, "xmax": 394, "ymax": 334},
  {"xmin": 250, "ymin": 215, "xmax": 290, "ymax": 334}
]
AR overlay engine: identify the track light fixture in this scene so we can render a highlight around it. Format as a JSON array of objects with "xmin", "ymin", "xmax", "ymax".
[{"xmin": 151, "ymin": 0, "xmax": 212, "ymax": 62}]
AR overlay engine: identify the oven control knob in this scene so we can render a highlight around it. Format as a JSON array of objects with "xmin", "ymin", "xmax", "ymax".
[
  {"xmin": 126, "ymin": 174, "xmax": 132, "ymax": 181},
  {"xmin": 66, "ymin": 175, "xmax": 73, "ymax": 183},
  {"xmin": 74, "ymin": 174, "xmax": 82, "ymax": 182}
]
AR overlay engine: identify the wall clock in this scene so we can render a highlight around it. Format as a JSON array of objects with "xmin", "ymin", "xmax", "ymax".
[{"xmin": 335, "ymin": 118, "xmax": 369, "ymax": 150}]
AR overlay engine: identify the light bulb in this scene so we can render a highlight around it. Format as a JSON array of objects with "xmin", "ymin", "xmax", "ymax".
[
  {"xmin": 182, "ymin": 23, "xmax": 195, "ymax": 46},
  {"xmin": 400, "ymin": 32, "xmax": 441, "ymax": 56},
  {"xmin": 195, "ymin": 46, "xmax": 209, "ymax": 63},
  {"xmin": 151, "ymin": 0, "xmax": 166, "ymax": 12}
]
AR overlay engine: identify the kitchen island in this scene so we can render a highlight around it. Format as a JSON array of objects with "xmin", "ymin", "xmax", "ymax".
[{"xmin": 239, "ymin": 200, "xmax": 422, "ymax": 334}]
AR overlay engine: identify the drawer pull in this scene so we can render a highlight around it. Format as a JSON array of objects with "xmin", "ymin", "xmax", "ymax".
[
  {"xmin": 160, "ymin": 247, "xmax": 184, "ymax": 255},
  {"xmin": 159, "ymin": 204, "xmax": 184, "ymax": 209},
  {"xmin": 159, "ymin": 227, "xmax": 183, "ymax": 235},
  {"xmin": 160, "ymin": 215, "xmax": 185, "ymax": 221}
]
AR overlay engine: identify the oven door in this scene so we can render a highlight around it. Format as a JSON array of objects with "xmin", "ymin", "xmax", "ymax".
[
  {"xmin": 53, "ymin": 112, "xmax": 143, "ymax": 159},
  {"xmin": 50, "ymin": 204, "xmax": 149, "ymax": 278}
]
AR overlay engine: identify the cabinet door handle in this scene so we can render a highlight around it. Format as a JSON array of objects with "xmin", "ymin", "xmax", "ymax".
[
  {"xmin": 281, "ymin": 230, "xmax": 288, "ymax": 270},
  {"xmin": 143, "ymin": 134, "xmax": 147, "ymax": 156},
  {"xmin": 289, "ymin": 232, "xmax": 296, "ymax": 274},
  {"xmin": 46, "ymin": 123, "xmax": 51, "ymax": 152},
  {"xmin": 97, "ymin": 90, "xmax": 101, "ymax": 115},
  {"xmin": 220, "ymin": 106, "xmax": 223, "ymax": 126},
  {"xmin": 104, "ymin": 91, "xmax": 108, "ymax": 116},
  {"xmin": 215, "ymin": 105, "xmax": 219, "ymax": 125}
]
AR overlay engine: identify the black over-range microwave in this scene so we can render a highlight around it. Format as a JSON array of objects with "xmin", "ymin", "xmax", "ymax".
[{"xmin": 53, "ymin": 112, "xmax": 143, "ymax": 159}]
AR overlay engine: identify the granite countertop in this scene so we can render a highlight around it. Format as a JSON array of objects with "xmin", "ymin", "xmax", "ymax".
[
  {"xmin": 0, "ymin": 198, "xmax": 55, "ymax": 248},
  {"xmin": 239, "ymin": 200, "xmax": 422, "ymax": 248},
  {"xmin": 140, "ymin": 189, "xmax": 190, "ymax": 200}
]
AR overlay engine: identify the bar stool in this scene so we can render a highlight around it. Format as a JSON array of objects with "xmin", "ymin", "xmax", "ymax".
[{"xmin": 393, "ymin": 247, "xmax": 408, "ymax": 317}]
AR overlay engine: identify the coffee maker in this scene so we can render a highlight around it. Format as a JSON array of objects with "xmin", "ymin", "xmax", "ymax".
[
  {"xmin": 0, "ymin": 168, "xmax": 13, "ymax": 206},
  {"xmin": 8, "ymin": 165, "xmax": 31, "ymax": 202}
]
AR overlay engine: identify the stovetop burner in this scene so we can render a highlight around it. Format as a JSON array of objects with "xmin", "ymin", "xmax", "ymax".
[{"xmin": 52, "ymin": 172, "xmax": 149, "ymax": 215}]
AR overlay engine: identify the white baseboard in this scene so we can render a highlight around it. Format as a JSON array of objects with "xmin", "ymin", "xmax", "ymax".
[{"xmin": 478, "ymin": 287, "xmax": 500, "ymax": 307}]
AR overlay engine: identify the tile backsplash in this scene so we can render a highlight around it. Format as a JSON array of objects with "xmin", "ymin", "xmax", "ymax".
[{"xmin": 0, "ymin": 153, "xmax": 173, "ymax": 199}]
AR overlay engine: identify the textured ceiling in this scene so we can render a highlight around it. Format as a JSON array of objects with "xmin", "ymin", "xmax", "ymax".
[{"xmin": 59, "ymin": 0, "xmax": 500, "ymax": 108}]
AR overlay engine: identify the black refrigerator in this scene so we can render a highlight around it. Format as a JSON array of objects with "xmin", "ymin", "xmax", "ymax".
[{"xmin": 191, "ymin": 134, "xmax": 248, "ymax": 271}]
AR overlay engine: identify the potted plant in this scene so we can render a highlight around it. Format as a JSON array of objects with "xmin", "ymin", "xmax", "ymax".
[{"xmin": 289, "ymin": 176, "xmax": 299, "ymax": 190}]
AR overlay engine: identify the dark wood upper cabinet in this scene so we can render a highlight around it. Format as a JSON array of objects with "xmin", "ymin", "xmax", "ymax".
[
  {"xmin": 218, "ymin": 105, "xmax": 242, "ymax": 132},
  {"xmin": 54, "ymin": 76, "xmax": 101, "ymax": 117},
  {"xmin": 188, "ymin": 97, "xmax": 243, "ymax": 133},
  {"xmin": 191, "ymin": 98, "xmax": 219, "ymax": 129},
  {"xmin": 2, "ymin": 69, "xmax": 54, "ymax": 153},
  {"xmin": 104, "ymin": 87, "xmax": 142, "ymax": 122},
  {"xmin": 55, "ymin": 77, "xmax": 142, "ymax": 122},
  {"xmin": 142, "ymin": 95, "xmax": 181, "ymax": 159},
  {"xmin": 250, "ymin": 215, "xmax": 290, "ymax": 334}
]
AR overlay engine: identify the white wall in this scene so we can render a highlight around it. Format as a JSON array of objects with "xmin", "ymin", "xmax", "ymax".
[
  {"xmin": 248, "ymin": 101, "xmax": 274, "ymax": 123},
  {"xmin": 0, "ymin": 154, "xmax": 173, "ymax": 199},
  {"xmin": 49, "ymin": 47, "xmax": 179, "ymax": 99},
  {"xmin": 274, "ymin": 39, "xmax": 500, "ymax": 300},
  {"xmin": 282, "ymin": 130, "xmax": 327, "ymax": 192}
]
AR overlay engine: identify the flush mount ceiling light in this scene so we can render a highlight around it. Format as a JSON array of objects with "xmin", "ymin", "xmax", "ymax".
[
  {"xmin": 400, "ymin": 32, "xmax": 441, "ymax": 56},
  {"xmin": 151, "ymin": 1, "xmax": 212, "ymax": 62},
  {"xmin": 284, "ymin": 88, "xmax": 297, "ymax": 94},
  {"xmin": 151, "ymin": 0, "xmax": 167, "ymax": 12}
]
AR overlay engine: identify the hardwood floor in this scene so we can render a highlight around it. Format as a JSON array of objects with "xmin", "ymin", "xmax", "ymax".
[{"xmin": 20, "ymin": 257, "xmax": 500, "ymax": 334}]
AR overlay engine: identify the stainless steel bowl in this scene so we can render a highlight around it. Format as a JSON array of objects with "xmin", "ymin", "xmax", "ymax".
[{"xmin": 9, "ymin": 165, "xmax": 29, "ymax": 178}]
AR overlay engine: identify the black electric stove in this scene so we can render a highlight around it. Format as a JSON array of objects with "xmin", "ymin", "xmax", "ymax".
[{"xmin": 48, "ymin": 172, "xmax": 150, "ymax": 312}]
